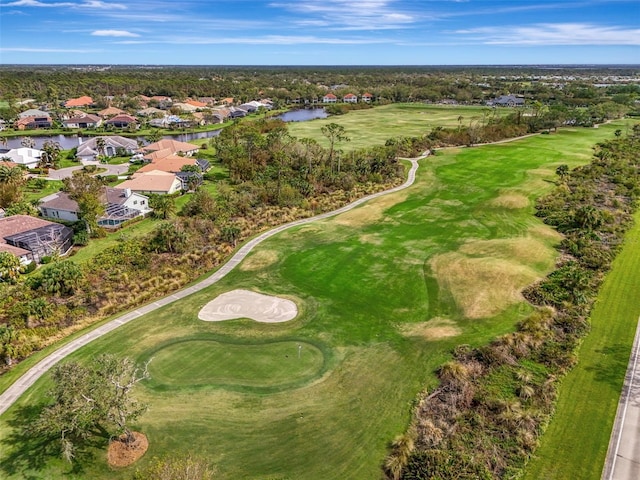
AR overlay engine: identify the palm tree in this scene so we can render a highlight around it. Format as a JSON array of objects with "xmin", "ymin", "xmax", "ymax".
[{"xmin": 95, "ymin": 137, "xmax": 106, "ymax": 162}]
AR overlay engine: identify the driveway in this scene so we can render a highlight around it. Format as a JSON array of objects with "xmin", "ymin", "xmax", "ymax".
[{"xmin": 46, "ymin": 162, "xmax": 129, "ymax": 180}]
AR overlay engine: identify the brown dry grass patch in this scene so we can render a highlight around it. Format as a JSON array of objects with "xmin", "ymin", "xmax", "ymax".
[
  {"xmin": 333, "ymin": 189, "xmax": 409, "ymax": 227},
  {"xmin": 459, "ymin": 236, "xmax": 555, "ymax": 267},
  {"xmin": 430, "ymin": 252, "xmax": 540, "ymax": 319},
  {"xmin": 107, "ymin": 431, "xmax": 148, "ymax": 468},
  {"xmin": 489, "ymin": 193, "xmax": 530, "ymax": 209},
  {"xmin": 399, "ymin": 317, "xmax": 461, "ymax": 340},
  {"xmin": 529, "ymin": 224, "xmax": 563, "ymax": 242},
  {"xmin": 239, "ymin": 249, "xmax": 279, "ymax": 271}
]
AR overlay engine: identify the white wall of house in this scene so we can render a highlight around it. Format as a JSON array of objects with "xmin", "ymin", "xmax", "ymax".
[
  {"xmin": 40, "ymin": 207, "xmax": 79, "ymax": 222},
  {"xmin": 122, "ymin": 191, "xmax": 152, "ymax": 213}
]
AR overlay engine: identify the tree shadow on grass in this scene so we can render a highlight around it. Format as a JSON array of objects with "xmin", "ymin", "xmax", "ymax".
[
  {"xmin": 584, "ymin": 343, "xmax": 632, "ymax": 390},
  {"xmin": 0, "ymin": 404, "xmax": 107, "ymax": 479}
]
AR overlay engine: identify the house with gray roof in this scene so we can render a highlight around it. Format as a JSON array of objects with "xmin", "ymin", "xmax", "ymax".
[
  {"xmin": 487, "ymin": 95, "xmax": 525, "ymax": 107},
  {"xmin": 18, "ymin": 108, "xmax": 50, "ymax": 119},
  {"xmin": 76, "ymin": 136, "xmax": 138, "ymax": 162}
]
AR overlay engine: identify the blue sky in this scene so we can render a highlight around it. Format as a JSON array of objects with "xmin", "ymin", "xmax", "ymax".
[{"xmin": 0, "ymin": 0, "xmax": 638, "ymax": 65}]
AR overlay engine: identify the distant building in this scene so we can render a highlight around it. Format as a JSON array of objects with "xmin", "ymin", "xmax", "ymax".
[
  {"xmin": 0, "ymin": 215, "xmax": 73, "ymax": 263},
  {"xmin": 487, "ymin": 95, "xmax": 525, "ymax": 107}
]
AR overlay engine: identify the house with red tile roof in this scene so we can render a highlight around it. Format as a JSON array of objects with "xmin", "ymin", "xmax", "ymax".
[
  {"xmin": 186, "ymin": 99, "xmax": 208, "ymax": 108},
  {"xmin": 343, "ymin": 93, "xmax": 358, "ymax": 103},
  {"xmin": 141, "ymin": 139, "xmax": 199, "ymax": 157},
  {"xmin": 361, "ymin": 93, "xmax": 374, "ymax": 103},
  {"xmin": 64, "ymin": 96, "xmax": 94, "ymax": 108},
  {"xmin": 98, "ymin": 106, "xmax": 125, "ymax": 118},
  {"xmin": 323, "ymin": 93, "xmax": 337, "ymax": 103},
  {"xmin": 62, "ymin": 114, "xmax": 102, "ymax": 129},
  {"xmin": 15, "ymin": 115, "xmax": 52, "ymax": 130},
  {"xmin": 105, "ymin": 114, "xmax": 138, "ymax": 128}
]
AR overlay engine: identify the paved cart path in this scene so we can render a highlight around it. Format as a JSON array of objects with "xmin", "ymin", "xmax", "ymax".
[{"xmin": 0, "ymin": 153, "xmax": 424, "ymax": 416}]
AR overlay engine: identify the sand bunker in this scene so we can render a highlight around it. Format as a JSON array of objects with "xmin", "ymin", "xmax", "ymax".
[{"xmin": 199, "ymin": 289, "xmax": 298, "ymax": 323}]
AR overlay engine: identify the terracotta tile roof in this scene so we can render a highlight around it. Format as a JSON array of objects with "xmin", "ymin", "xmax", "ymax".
[
  {"xmin": 136, "ymin": 156, "xmax": 196, "ymax": 174},
  {"xmin": 98, "ymin": 106, "xmax": 125, "ymax": 117},
  {"xmin": 141, "ymin": 139, "xmax": 199, "ymax": 155},
  {"xmin": 64, "ymin": 96, "xmax": 94, "ymax": 107},
  {"xmin": 105, "ymin": 114, "xmax": 137, "ymax": 124},
  {"xmin": 362, "ymin": 93, "xmax": 373, "ymax": 97},
  {"xmin": 117, "ymin": 171, "xmax": 179, "ymax": 193},
  {"xmin": 0, "ymin": 161, "xmax": 19, "ymax": 168},
  {"xmin": 221, "ymin": 97, "xmax": 234, "ymax": 105},
  {"xmin": 344, "ymin": 93, "xmax": 357, "ymax": 98},
  {"xmin": 186, "ymin": 99, "xmax": 207, "ymax": 108},
  {"xmin": 324, "ymin": 93, "xmax": 337, "ymax": 99}
]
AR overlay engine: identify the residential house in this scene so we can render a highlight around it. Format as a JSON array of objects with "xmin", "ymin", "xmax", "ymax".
[
  {"xmin": 0, "ymin": 147, "xmax": 43, "ymax": 169},
  {"xmin": 220, "ymin": 97, "xmax": 234, "ymax": 106},
  {"xmin": 361, "ymin": 93, "xmax": 374, "ymax": 103},
  {"xmin": 98, "ymin": 106, "xmax": 125, "ymax": 118},
  {"xmin": 148, "ymin": 115, "xmax": 192, "ymax": 128},
  {"xmin": 76, "ymin": 136, "xmax": 138, "ymax": 162},
  {"xmin": 116, "ymin": 170, "xmax": 182, "ymax": 195},
  {"xmin": 64, "ymin": 96, "xmax": 94, "ymax": 108},
  {"xmin": 185, "ymin": 99, "xmax": 208, "ymax": 109},
  {"xmin": 172, "ymin": 102, "xmax": 199, "ymax": 113},
  {"xmin": 228, "ymin": 107, "xmax": 247, "ymax": 118},
  {"xmin": 150, "ymin": 96, "xmax": 172, "ymax": 109},
  {"xmin": 62, "ymin": 114, "xmax": 102, "ymax": 129},
  {"xmin": 198, "ymin": 97, "xmax": 217, "ymax": 106},
  {"xmin": 323, "ymin": 93, "xmax": 338, "ymax": 103},
  {"xmin": 137, "ymin": 107, "xmax": 165, "ymax": 117},
  {"xmin": 18, "ymin": 108, "xmax": 50, "ymax": 119},
  {"xmin": 39, "ymin": 187, "xmax": 151, "ymax": 229},
  {"xmin": 487, "ymin": 95, "xmax": 525, "ymax": 107},
  {"xmin": 105, "ymin": 114, "xmax": 138, "ymax": 128},
  {"xmin": 141, "ymin": 139, "xmax": 199, "ymax": 157},
  {"xmin": 210, "ymin": 107, "xmax": 230, "ymax": 124},
  {"xmin": 343, "ymin": 93, "xmax": 358, "ymax": 103},
  {"xmin": 0, "ymin": 215, "xmax": 73, "ymax": 263},
  {"xmin": 15, "ymin": 115, "xmax": 52, "ymax": 130}
]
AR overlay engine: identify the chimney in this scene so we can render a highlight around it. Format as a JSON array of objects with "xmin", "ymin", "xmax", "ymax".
[{"xmin": 125, "ymin": 188, "xmax": 132, "ymax": 198}]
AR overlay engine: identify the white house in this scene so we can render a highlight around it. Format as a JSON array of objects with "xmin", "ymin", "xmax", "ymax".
[
  {"xmin": 76, "ymin": 136, "xmax": 138, "ymax": 162},
  {"xmin": 39, "ymin": 187, "xmax": 151, "ymax": 228},
  {"xmin": 322, "ymin": 94, "xmax": 338, "ymax": 103},
  {"xmin": 0, "ymin": 147, "xmax": 43, "ymax": 169},
  {"xmin": 343, "ymin": 93, "xmax": 358, "ymax": 103}
]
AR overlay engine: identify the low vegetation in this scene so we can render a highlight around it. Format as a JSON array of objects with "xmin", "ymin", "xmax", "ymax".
[{"xmin": 396, "ymin": 131, "xmax": 640, "ymax": 479}]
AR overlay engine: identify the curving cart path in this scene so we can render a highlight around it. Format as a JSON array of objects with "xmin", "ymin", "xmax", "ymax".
[{"xmin": 0, "ymin": 154, "xmax": 424, "ymax": 416}]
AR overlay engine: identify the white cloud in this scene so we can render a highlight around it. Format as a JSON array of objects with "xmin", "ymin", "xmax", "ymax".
[
  {"xmin": 116, "ymin": 35, "xmax": 386, "ymax": 46},
  {"xmin": 270, "ymin": 0, "xmax": 417, "ymax": 30},
  {"xmin": 455, "ymin": 23, "xmax": 640, "ymax": 45},
  {"xmin": 3, "ymin": 0, "xmax": 125, "ymax": 9},
  {"xmin": 92, "ymin": 29, "xmax": 139, "ymax": 37}
]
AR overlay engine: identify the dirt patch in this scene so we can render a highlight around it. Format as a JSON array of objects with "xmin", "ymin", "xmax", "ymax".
[
  {"xmin": 239, "ymin": 249, "xmax": 279, "ymax": 271},
  {"xmin": 199, "ymin": 289, "xmax": 298, "ymax": 323},
  {"xmin": 430, "ymin": 252, "xmax": 539, "ymax": 319},
  {"xmin": 489, "ymin": 193, "xmax": 530, "ymax": 209},
  {"xmin": 359, "ymin": 233, "xmax": 384, "ymax": 246},
  {"xmin": 333, "ymin": 189, "xmax": 409, "ymax": 227},
  {"xmin": 107, "ymin": 431, "xmax": 148, "ymax": 468},
  {"xmin": 399, "ymin": 318, "xmax": 461, "ymax": 340}
]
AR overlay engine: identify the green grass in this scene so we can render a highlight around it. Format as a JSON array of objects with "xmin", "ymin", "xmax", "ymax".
[
  {"xmin": 0, "ymin": 121, "xmax": 630, "ymax": 480},
  {"xmin": 67, "ymin": 218, "xmax": 158, "ymax": 263},
  {"xmin": 23, "ymin": 178, "xmax": 64, "ymax": 203},
  {"xmin": 523, "ymin": 208, "xmax": 640, "ymax": 480},
  {"xmin": 287, "ymin": 103, "xmax": 516, "ymax": 151}
]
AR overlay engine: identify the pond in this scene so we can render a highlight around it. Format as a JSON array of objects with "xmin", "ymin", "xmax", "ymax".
[
  {"xmin": 1, "ymin": 108, "xmax": 328, "ymax": 150},
  {"xmin": 277, "ymin": 108, "xmax": 328, "ymax": 122}
]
